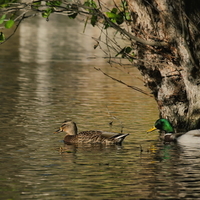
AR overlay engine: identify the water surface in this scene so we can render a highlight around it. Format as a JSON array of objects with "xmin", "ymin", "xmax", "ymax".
[{"xmin": 0, "ymin": 15, "xmax": 200, "ymax": 200}]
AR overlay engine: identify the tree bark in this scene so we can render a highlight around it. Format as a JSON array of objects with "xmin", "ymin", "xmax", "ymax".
[{"xmin": 128, "ymin": 0, "xmax": 200, "ymax": 132}]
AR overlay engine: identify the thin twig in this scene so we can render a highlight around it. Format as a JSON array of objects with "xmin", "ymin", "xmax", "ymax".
[
  {"xmin": 0, "ymin": 14, "xmax": 27, "ymax": 45},
  {"xmin": 94, "ymin": 67, "xmax": 153, "ymax": 97},
  {"xmin": 106, "ymin": 106, "xmax": 124, "ymax": 133}
]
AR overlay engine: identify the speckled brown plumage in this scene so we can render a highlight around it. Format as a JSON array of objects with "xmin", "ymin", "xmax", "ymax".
[{"xmin": 54, "ymin": 120, "xmax": 129, "ymax": 145}]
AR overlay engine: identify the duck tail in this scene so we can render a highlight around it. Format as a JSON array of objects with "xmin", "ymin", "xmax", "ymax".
[{"xmin": 115, "ymin": 133, "xmax": 129, "ymax": 144}]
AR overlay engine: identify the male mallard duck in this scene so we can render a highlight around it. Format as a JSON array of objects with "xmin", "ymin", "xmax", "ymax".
[
  {"xmin": 147, "ymin": 119, "xmax": 176, "ymax": 142},
  {"xmin": 147, "ymin": 118, "xmax": 200, "ymax": 144},
  {"xmin": 54, "ymin": 120, "xmax": 129, "ymax": 145}
]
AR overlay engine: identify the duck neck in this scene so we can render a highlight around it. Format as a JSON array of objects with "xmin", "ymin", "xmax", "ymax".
[{"xmin": 67, "ymin": 122, "xmax": 78, "ymax": 135}]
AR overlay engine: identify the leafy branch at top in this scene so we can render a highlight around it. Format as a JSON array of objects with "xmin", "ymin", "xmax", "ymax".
[{"xmin": 0, "ymin": 0, "xmax": 168, "ymax": 48}]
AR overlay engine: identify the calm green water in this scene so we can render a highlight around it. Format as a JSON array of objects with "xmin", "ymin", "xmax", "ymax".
[{"xmin": 1, "ymin": 15, "xmax": 200, "ymax": 200}]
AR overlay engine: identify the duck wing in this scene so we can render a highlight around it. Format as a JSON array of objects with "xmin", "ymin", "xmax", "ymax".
[
  {"xmin": 101, "ymin": 131, "xmax": 129, "ymax": 144},
  {"xmin": 77, "ymin": 131, "xmax": 129, "ymax": 144}
]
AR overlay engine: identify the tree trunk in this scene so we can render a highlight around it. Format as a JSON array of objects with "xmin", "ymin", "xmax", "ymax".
[{"xmin": 128, "ymin": 0, "xmax": 200, "ymax": 132}]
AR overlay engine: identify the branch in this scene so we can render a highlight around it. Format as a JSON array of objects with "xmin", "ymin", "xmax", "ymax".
[
  {"xmin": 0, "ymin": 13, "xmax": 27, "ymax": 44},
  {"xmin": 94, "ymin": 67, "xmax": 153, "ymax": 97},
  {"xmin": 95, "ymin": 9, "xmax": 168, "ymax": 47}
]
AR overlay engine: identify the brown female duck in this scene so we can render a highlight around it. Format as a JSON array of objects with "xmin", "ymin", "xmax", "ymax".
[{"xmin": 54, "ymin": 120, "xmax": 129, "ymax": 145}]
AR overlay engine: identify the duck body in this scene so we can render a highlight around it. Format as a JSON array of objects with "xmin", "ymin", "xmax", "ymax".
[
  {"xmin": 177, "ymin": 129, "xmax": 200, "ymax": 147},
  {"xmin": 161, "ymin": 133, "xmax": 176, "ymax": 143},
  {"xmin": 147, "ymin": 118, "xmax": 200, "ymax": 144},
  {"xmin": 55, "ymin": 120, "xmax": 129, "ymax": 145}
]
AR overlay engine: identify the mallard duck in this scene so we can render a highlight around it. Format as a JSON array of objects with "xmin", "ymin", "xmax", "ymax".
[
  {"xmin": 54, "ymin": 120, "xmax": 129, "ymax": 145},
  {"xmin": 147, "ymin": 119, "xmax": 176, "ymax": 142},
  {"xmin": 147, "ymin": 118, "xmax": 200, "ymax": 145}
]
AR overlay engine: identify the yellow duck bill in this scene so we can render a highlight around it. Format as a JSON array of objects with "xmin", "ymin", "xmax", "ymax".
[{"xmin": 147, "ymin": 126, "xmax": 157, "ymax": 133}]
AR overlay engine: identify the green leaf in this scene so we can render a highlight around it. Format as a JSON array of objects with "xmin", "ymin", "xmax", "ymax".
[
  {"xmin": 111, "ymin": 8, "xmax": 118, "ymax": 14},
  {"xmin": 42, "ymin": 8, "xmax": 53, "ymax": 19},
  {"xmin": 116, "ymin": 12, "xmax": 124, "ymax": 25},
  {"xmin": 103, "ymin": 21, "xmax": 110, "ymax": 29},
  {"xmin": 125, "ymin": 12, "xmax": 131, "ymax": 21},
  {"xmin": 5, "ymin": 19, "xmax": 14, "ymax": 29},
  {"xmin": 84, "ymin": 0, "xmax": 97, "ymax": 14},
  {"xmin": 91, "ymin": 15, "xmax": 97, "ymax": 26},
  {"xmin": 0, "ymin": 14, "xmax": 6, "ymax": 24},
  {"xmin": 115, "ymin": 47, "xmax": 132, "ymax": 57},
  {"xmin": 125, "ymin": 47, "xmax": 132, "ymax": 54},
  {"xmin": 0, "ymin": 0, "xmax": 17, "ymax": 8},
  {"xmin": 32, "ymin": 1, "xmax": 41, "ymax": 5},
  {"xmin": 0, "ymin": 32, "xmax": 5, "ymax": 42},
  {"xmin": 122, "ymin": 47, "xmax": 132, "ymax": 58},
  {"xmin": 106, "ymin": 11, "xmax": 124, "ymax": 25},
  {"xmin": 121, "ymin": 0, "xmax": 128, "ymax": 8},
  {"xmin": 32, "ymin": 1, "xmax": 41, "ymax": 9},
  {"xmin": 0, "ymin": 4, "xmax": 9, "ymax": 8},
  {"xmin": 68, "ymin": 13, "xmax": 78, "ymax": 19},
  {"xmin": 106, "ymin": 12, "xmax": 118, "ymax": 19},
  {"xmin": 84, "ymin": 0, "xmax": 97, "ymax": 9},
  {"xmin": 46, "ymin": 1, "xmax": 61, "ymax": 6}
]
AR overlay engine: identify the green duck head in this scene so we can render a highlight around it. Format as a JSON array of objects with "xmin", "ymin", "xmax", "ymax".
[{"xmin": 147, "ymin": 119, "xmax": 174, "ymax": 133}]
